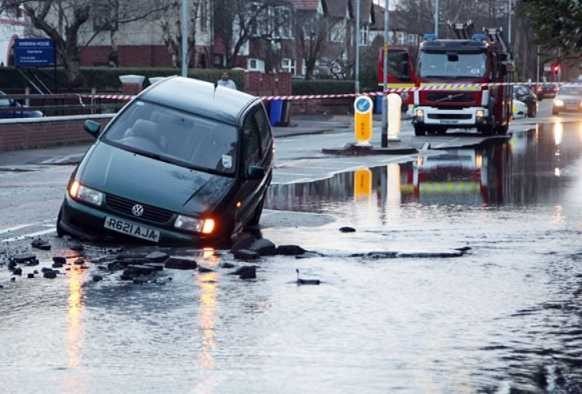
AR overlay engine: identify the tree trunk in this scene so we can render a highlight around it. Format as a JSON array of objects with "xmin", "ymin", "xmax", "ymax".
[{"xmin": 62, "ymin": 45, "xmax": 83, "ymax": 87}]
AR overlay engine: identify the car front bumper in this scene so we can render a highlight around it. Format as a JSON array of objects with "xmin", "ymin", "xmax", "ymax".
[
  {"xmin": 412, "ymin": 106, "xmax": 489, "ymax": 128},
  {"xmin": 59, "ymin": 195, "xmax": 216, "ymax": 245}
]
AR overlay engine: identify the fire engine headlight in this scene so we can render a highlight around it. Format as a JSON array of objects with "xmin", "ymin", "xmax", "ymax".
[
  {"xmin": 476, "ymin": 109, "xmax": 485, "ymax": 118},
  {"xmin": 554, "ymin": 99, "xmax": 564, "ymax": 107},
  {"xmin": 415, "ymin": 108, "xmax": 424, "ymax": 119},
  {"xmin": 174, "ymin": 215, "xmax": 215, "ymax": 234},
  {"xmin": 69, "ymin": 181, "xmax": 104, "ymax": 206}
]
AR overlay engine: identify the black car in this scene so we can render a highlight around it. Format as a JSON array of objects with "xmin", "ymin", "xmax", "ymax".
[
  {"xmin": 0, "ymin": 90, "xmax": 43, "ymax": 118},
  {"xmin": 57, "ymin": 77, "xmax": 273, "ymax": 245},
  {"xmin": 513, "ymin": 85, "xmax": 538, "ymax": 117}
]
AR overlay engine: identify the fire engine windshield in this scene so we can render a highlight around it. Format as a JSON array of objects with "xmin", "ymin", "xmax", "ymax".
[{"xmin": 419, "ymin": 51, "xmax": 487, "ymax": 79}]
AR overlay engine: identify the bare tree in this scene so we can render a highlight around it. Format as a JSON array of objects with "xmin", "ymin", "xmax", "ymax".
[
  {"xmin": 160, "ymin": 0, "xmax": 204, "ymax": 68},
  {"xmin": 2, "ymin": 0, "xmax": 168, "ymax": 86},
  {"xmin": 213, "ymin": 0, "xmax": 291, "ymax": 68},
  {"xmin": 295, "ymin": 12, "xmax": 329, "ymax": 79}
]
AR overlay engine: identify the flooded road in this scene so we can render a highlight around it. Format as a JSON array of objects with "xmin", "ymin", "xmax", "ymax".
[{"xmin": 2, "ymin": 121, "xmax": 582, "ymax": 393}]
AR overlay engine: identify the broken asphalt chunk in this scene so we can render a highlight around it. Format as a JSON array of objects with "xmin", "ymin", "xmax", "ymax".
[
  {"xmin": 230, "ymin": 265, "xmax": 257, "ymax": 280},
  {"xmin": 31, "ymin": 238, "xmax": 51, "ymax": 251},
  {"xmin": 43, "ymin": 270, "xmax": 57, "ymax": 279},
  {"xmin": 52, "ymin": 256, "xmax": 66, "ymax": 266},
  {"xmin": 143, "ymin": 263, "xmax": 165, "ymax": 272},
  {"xmin": 10, "ymin": 253, "xmax": 37, "ymax": 265},
  {"xmin": 339, "ymin": 226, "xmax": 356, "ymax": 233},
  {"xmin": 233, "ymin": 249, "xmax": 260, "ymax": 261},
  {"xmin": 11, "ymin": 267, "xmax": 22, "ymax": 276},
  {"xmin": 165, "ymin": 257, "xmax": 197, "ymax": 270},
  {"xmin": 248, "ymin": 238, "xmax": 277, "ymax": 256},
  {"xmin": 146, "ymin": 251, "xmax": 169, "ymax": 262},
  {"xmin": 276, "ymin": 245, "xmax": 306, "ymax": 256},
  {"xmin": 198, "ymin": 265, "xmax": 214, "ymax": 273}
]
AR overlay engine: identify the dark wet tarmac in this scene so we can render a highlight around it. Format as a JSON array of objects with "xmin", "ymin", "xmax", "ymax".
[{"xmin": 2, "ymin": 121, "xmax": 582, "ymax": 393}]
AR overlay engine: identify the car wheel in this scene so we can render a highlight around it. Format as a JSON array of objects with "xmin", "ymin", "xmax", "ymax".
[{"xmin": 56, "ymin": 204, "xmax": 66, "ymax": 238}]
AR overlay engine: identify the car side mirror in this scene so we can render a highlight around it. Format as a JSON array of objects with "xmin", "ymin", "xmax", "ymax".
[
  {"xmin": 247, "ymin": 165, "xmax": 266, "ymax": 180},
  {"xmin": 84, "ymin": 120, "xmax": 101, "ymax": 137}
]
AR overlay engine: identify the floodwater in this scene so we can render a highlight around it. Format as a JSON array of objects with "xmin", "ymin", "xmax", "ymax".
[{"xmin": 2, "ymin": 122, "xmax": 582, "ymax": 393}]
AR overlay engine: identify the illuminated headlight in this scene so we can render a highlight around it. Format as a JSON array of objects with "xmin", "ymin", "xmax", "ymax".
[
  {"xmin": 554, "ymin": 99, "xmax": 564, "ymax": 107},
  {"xmin": 69, "ymin": 180, "xmax": 103, "ymax": 206},
  {"xmin": 415, "ymin": 108, "xmax": 424, "ymax": 119},
  {"xmin": 174, "ymin": 215, "xmax": 215, "ymax": 234},
  {"xmin": 476, "ymin": 109, "xmax": 485, "ymax": 118}
]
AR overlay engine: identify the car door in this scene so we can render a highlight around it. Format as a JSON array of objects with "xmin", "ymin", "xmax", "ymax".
[{"xmin": 235, "ymin": 106, "xmax": 266, "ymax": 226}]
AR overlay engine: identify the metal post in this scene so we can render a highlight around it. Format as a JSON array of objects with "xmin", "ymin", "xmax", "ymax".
[
  {"xmin": 355, "ymin": 0, "xmax": 360, "ymax": 93},
  {"xmin": 507, "ymin": 0, "xmax": 512, "ymax": 46},
  {"xmin": 381, "ymin": 0, "xmax": 389, "ymax": 147},
  {"xmin": 536, "ymin": 45, "xmax": 540, "ymax": 84},
  {"xmin": 181, "ymin": 0, "xmax": 189, "ymax": 77},
  {"xmin": 434, "ymin": 0, "xmax": 439, "ymax": 37}
]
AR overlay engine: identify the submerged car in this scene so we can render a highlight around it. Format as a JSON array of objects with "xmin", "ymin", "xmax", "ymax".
[
  {"xmin": 57, "ymin": 77, "xmax": 273, "ymax": 245},
  {"xmin": 552, "ymin": 85, "xmax": 582, "ymax": 115}
]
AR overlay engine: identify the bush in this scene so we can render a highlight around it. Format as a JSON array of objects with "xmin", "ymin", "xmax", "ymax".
[{"xmin": 292, "ymin": 79, "xmax": 356, "ymax": 95}]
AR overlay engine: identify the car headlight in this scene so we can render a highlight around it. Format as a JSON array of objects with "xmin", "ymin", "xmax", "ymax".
[
  {"xmin": 554, "ymin": 99, "xmax": 564, "ymax": 107},
  {"xmin": 174, "ymin": 215, "xmax": 215, "ymax": 234},
  {"xmin": 69, "ymin": 180, "xmax": 104, "ymax": 206}
]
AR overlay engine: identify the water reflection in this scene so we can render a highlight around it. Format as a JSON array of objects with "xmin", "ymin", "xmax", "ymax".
[
  {"xmin": 266, "ymin": 123, "xmax": 582, "ymax": 211},
  {"xmin": 197, "ymin": 272, "xmax": 218, "ymax": 370}
]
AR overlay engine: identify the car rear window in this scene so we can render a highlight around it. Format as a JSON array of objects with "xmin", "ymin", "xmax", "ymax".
[{"xmin": 103, "ymin": 100, "xmax": 238, "ymax": 175}]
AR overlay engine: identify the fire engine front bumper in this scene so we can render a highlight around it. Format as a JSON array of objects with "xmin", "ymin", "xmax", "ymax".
[{"xmin": 412, "ymin": 106, "xmax": 489, "ymax": 128}]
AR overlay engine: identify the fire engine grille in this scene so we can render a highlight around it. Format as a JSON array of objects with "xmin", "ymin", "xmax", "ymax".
[
  {"xmin": 106, "ymin": 194, "xmax": 175, "ymax": 224},
  {"xmin": 426, "ymin": 92, "xmax": 476, "ymax": 104},
  {"xmin": 427, "ymin": 113, "xmax": 472, "ymax": 120}
]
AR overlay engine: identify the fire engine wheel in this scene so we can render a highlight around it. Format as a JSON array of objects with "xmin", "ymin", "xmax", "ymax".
[
  {"xmin": 496, "ymin": 125, "xmax": 509, "ymax": 135},
  {"xmin": 414, "ymin": 126, "xmax": 426, "ymax": 136}
]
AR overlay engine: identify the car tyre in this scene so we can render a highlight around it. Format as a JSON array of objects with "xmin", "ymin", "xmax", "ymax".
[{"xmin": 56, "ymin": 204, "xmax": 66, "ymax": 238}]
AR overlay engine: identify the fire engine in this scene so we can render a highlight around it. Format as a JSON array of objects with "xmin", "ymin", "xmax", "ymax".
[{"xmin": 412, "ymin": 24, "xmax": 514, "ymax": 136}]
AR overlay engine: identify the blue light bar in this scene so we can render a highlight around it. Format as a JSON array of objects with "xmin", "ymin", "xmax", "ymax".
[{"xmin": 423, "ymin": 33, "xmax": 437, "ymax": 41}]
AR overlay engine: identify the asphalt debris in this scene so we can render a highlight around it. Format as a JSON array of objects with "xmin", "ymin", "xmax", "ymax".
[
  {"xmin": 31, "ymin": 238, "xmax": 51, "ymax": 251},
  {"xmin": 165, "ymin": 257, "xmax": 198, "ymax": 270},
  {"xmin": 276, "ymin": 245, "xmax": 306, "ymax": 256},
  {"xmin": 233, "ymin": 249, "xmax": 260, "ymax": 261},
  {"xmin": 230, "ymin": 265, "xmax": 257, "ymax": 280},
  {"xmin": 339, "ymin": 226, "xmax": 356, "ymax": 233}
]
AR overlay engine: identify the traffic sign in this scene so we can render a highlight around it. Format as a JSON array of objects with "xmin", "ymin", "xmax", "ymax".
[
  {"xmin": 354, "ymin": 95, "xmax": 374, "ymax": 145},
  {"xmin": 14, "ymin": 38, "xmax": 55, "ymax": 67}
]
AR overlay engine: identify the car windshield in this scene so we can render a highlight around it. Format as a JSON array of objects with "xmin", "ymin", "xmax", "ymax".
[
  {"xmin": 559, "ymin": 86, "xmax": 582, "ymax": 96},
  {"xmin": 419, "ymin": 51, "xmax": 487, "ymax": 78},
  {"xmin": 103, "ymin": 100, "xmax": 238, "ymax": 175}
]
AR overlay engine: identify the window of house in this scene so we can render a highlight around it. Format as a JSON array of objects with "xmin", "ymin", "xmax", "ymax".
[
  {"xmin": 329, "ymin": 20, "xmax": 346, "ymax": 43},
  {"xmin": 281, "ymin": 58, "xmax": 296, "ymax": 74},
  {"xmin": 360, "ymin": 25, "xmax": 369, "ymax": 46},
  {"xmin": 273, "ymin": 6, "xmax": 292, "ymax": 39},
  {"xmin": 199, "ymin": 0, "xmax": 208, "ymax": 32}
]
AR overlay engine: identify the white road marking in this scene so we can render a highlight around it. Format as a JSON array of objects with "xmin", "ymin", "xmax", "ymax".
[
  {"xmin": 0, "ymin": 223, "xmax": 39, "ymax": 235},
  {"xmin": 1, "ymin": 228, "xmax": 56, "ymax": 243}
]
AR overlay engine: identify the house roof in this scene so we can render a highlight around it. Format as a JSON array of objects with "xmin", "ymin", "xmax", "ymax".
[
  {"xmin": 290, "ymin": 0, "xmax": 321, "ymax": 11},
  {"xmin": 325, "ymin": 0, "xmax": 348, "ymax": 18}
]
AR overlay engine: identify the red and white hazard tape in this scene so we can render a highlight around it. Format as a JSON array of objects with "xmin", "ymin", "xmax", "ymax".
[{"xmin": 81, "ymin": 81, "xmax": 581, "ymax": 103}]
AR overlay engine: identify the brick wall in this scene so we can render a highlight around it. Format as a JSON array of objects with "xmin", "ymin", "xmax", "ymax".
[
  {"xmin": 245, "ymin": 72, "xmax": 292, "ymax": 96},
  {"xmin": 0, "ymin": 115, "xmax": 114, "ymax": 152}
]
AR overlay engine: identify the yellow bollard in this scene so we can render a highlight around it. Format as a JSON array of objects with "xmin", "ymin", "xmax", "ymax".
[
  {"xmin": 354, "ymin": 167, "xmax": 373, "ymax": 200},
  {"xmin": 354, "ymin": 96, "xmax": 374, "ymax": 146}
]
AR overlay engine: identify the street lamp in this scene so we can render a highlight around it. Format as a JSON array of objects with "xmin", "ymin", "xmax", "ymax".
[{"xmin": 355, "ymin": 0, "xmax": 360, "ymax": 93}]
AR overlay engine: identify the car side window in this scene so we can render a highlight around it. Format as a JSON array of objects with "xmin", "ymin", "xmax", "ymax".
[
  {"xmin": 242, "ymin": 113, "xmax": 261, "ymax": 168},
  {"xmin": 254, "ymin": 106, "xmax": 272, "ymax": 155}
]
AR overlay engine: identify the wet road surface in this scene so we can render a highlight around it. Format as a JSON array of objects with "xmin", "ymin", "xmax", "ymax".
[{"xmin": 1, "ymin": 110, "xmax": 582, "ymax": 392}]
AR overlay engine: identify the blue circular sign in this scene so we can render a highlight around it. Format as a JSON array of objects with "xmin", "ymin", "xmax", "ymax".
[{"xmin": 356, "ymin": 98, "xmax": 371, "ymax": 112}]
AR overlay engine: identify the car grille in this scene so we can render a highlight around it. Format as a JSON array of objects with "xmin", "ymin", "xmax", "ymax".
[
  {"xmin": 426, "ymin": 92, "xmax": 476, "ymax": 104},
  {"xmin": 105, "ymin": 194, "xmax": 175, "ymax": 224}
]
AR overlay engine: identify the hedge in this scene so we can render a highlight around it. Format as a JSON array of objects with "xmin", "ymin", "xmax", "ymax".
[{"xmin": 0, "ymin": 66, "xmax": 245, "ymax": 93}]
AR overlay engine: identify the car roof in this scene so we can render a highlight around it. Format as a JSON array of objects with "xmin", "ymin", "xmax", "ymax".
[{"xmin": 140, "ymin": 76, "xmax": 259, "ymax": 126}]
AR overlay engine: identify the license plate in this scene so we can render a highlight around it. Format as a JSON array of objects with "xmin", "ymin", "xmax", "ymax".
[
  {"xmin": 104, "ymin": 216, "xmax": 160, "ymax": 242},
  {"xmin": 441, "ymin": 120, "xmax": 459, "ymax": 125}
]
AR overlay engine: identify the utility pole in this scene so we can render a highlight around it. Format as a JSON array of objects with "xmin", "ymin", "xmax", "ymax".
[
  {"xmin": 181, "ymin": 0, "xmax": 189, "ymax": 77},
  {"xmin": 507, "ymin": 0, "xmax": 512, "ymax": 46},
  {"xmin": 355, "ymin": 0, "xmax": 360, "ymax": 93},
  {"xmin": 434, "ymin": 0, "xmax": 439, "ymax": 37},
  {"xmin": 381, "ymin": 0, "xmax": 389, "ymax": 147},
  {"xmin": 536, "ymin": 46, "xmax": 540, "ymax": 84}
]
